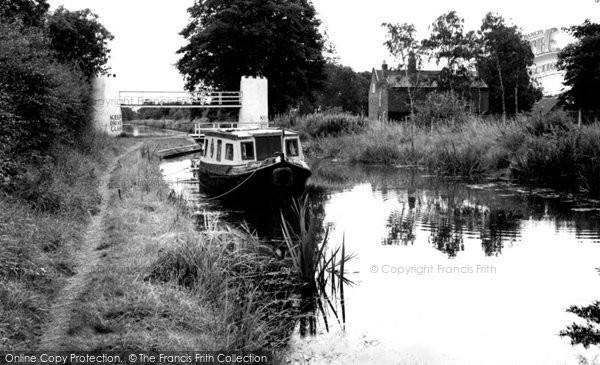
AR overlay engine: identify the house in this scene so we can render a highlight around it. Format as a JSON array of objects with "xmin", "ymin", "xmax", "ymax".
[{"xmin": 368, "ymin": 56, "xmax": 490, "ymax": 121}]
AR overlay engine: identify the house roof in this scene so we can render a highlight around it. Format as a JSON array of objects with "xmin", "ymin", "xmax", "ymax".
[
  {"xmin": 532, "ymin": 97, "xmax": 560, "ymax": 115},
  {"xmin": 373, "ymin": 68, "xmax": 488, "ymax": 89},
  {"xmin": 385, "ymin": 70, "xmax": 440, "ymax": 88}
]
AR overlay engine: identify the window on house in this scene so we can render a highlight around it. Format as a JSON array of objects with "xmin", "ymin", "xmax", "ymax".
[
  {"xmin": 216, "ymin": 140, "xmax": 222, "ymax": 161},
  {"xmin": 285, "ymin": 139, "xmax": 299, "ymax": 157},
  {"xmin": 372, "ymin": 83, "xmax": 375, "ymax": 93},
  {"xmin": 241, "ymin": 141, "xmax": 255, "ymax": 160},
  {"xmin": 209, "ymin": 139, "xmax": 214, "ymax": 158},
  {"xmin": 225, "ymin": 143, "xmax": 234, "ymax": 161}
]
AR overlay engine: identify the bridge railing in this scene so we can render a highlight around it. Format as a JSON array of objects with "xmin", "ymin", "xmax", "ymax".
[
  {"xmin": 191, "ymin": 122, "xmax": 270, "ymax": 136},
  {"xmin": 118, "ymin": 91, "xmax": 242, "ymax": 108}
]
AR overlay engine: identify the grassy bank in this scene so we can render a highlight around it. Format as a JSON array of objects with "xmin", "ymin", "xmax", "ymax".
[
  {"xmin": 0, "ymin": 132, "xmax": 132, "ymax": 349},
  {"xmin": 275, "ymin": 112, "xmax": 600, "ymax": 197},
  {"xmin": 57, "ymin": 138, "xmax": 303, "ymax": 354}
]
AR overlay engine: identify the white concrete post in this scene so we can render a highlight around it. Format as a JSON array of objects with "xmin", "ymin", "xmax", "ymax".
[
  {"xmin": 92, "ymin": 75, "xmax": 122, "ymax": 136},
  {"xmin": 238, "ymin": 76, "xmax": 268, "ymax": 127}
]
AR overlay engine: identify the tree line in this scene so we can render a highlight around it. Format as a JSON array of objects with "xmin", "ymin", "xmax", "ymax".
[
  {"xmin": 0, "ymin": 0, "xmax": 112, "ymax": 189},
  {"xmin": 176, "ymin": 1, "xmax": 599, "ymax": 118}
]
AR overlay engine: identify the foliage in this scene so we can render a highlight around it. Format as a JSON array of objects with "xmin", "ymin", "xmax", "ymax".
[
  {"xmin": 312, "ymin": 63, "xmax": 370, "ymax": 115},
  {"xmin": 561, "ymin": 301, "xmax": 600, "ymax": 348},
  {"xmin": 421, "ymin": 11, "xmax": 479, "ymax": 95},
  {"xmin": 0, "ymin": 0, "xmax": 49, "ymax": 27},
  {"xmin": 177, "ymin": 0, "xmax": 326, "ymax": 114},
  {"xmin": 414, "ymin": 91, "xmax": 469, "ymax": 128},
  {"xmin": 0, "ymin": 23, "xmax": 90, "ymax": 155},
  {"xmin": 274, "ymin": 112, "xmax": 368, "ymax": 138},
  {"xmin": 477, "ymin": 13, "xmax": 542, "ymax": 115},
  {"xmin": 47, "ymin": 6, "xmax": 114, "ymax": 78},
  {"xmin": 557, "ymin": 20, "xmax": 600, "ymax": 110},
  {"xmin": 0, "ymin": 3, "xmax": 112, "ymax": 196}
]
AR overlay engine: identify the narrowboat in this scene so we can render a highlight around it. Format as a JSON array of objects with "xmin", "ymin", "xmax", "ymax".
[{"xmin": 194, "ymin": 128, "xmax": 311, "ymax": 198}]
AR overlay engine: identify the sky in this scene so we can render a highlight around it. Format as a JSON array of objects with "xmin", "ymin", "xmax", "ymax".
[{"xmin": 47, "ymin": 0, "xmax": 600, "ymax": 91}]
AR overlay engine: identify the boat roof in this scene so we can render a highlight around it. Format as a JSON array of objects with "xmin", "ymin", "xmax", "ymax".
[{"xmin": 204, "ymin": 128, "xmax": 300, "ymax": 140}]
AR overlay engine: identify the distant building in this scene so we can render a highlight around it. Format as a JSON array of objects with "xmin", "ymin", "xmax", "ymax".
[
  {"xmin": 368, "ymin": 56, "xmax": 489, "ymax": 121},
  {"xmin": 524, "ymin": 28, "xmax": 573, "ymax": 96}
]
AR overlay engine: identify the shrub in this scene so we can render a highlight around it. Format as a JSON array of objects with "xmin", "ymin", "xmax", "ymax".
[
  {"xmin": 414, "ymin": 91, "xmax": 469, "ymax": 128},
  {"xmin": 526, "ymin": 110, "xmax": 574, "ymax": 136}
]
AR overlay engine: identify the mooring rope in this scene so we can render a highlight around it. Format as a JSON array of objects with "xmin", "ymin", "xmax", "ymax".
[{"xmin": 204, "ymin": 169, "xmax": 259, "ymax": 201}]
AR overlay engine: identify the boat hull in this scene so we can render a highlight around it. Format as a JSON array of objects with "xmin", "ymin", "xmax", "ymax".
[{"xmin": 197, "ymin": 157, "xmax": 311, "ymax": 200}]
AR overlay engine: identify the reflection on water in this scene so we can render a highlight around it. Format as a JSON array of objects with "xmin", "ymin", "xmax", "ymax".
[{"xmin": 161, "ymin": 158, "xmax": 600, "ymax": 365}]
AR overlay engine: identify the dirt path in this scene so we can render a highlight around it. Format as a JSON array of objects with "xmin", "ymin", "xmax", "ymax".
[{"xmin": 38, "ymin": 143, "xmax": 141, "ymax": 350}]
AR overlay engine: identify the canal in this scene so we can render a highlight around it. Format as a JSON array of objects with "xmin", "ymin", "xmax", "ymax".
[{"xmin": 161, "ymin": 157, "xmax": 600, "ymax": 365}]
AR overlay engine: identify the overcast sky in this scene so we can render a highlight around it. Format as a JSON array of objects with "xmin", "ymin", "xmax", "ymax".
[{"xmin": 48, "ymin": 0, "xmax": 600, "ymax": 91}]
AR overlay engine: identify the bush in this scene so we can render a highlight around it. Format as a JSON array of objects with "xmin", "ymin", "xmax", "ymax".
[
  {"xmin": 414, "ymin": 91, "xmax": 469, "ymax": 128},
  {"xmin": 0, "ymin": 22, "xmax": 93, "ymax": 179},
  {"xmin": 525, "ymin": 109, "xmax": 574, "ymax": 136}
]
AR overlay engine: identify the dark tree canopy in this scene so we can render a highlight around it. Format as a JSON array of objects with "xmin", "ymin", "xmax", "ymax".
[
  {"xmin": 0, "ymin": 1, "xmax": 113, "ymax": 164},
  {"xmin": 0, "ymin": 0, "xmax": 49, "ymax": 27},
  {"xmin": 477, "ymin": 13, "xmax": 541, "ymax": 115},
  {"xmin": 313, "ymin": 63, "xmax": 370, "ymax": 114},
  {"xmin": 557, "ymin": 20, "xmax": 600, "ymax": 110},
  {"xmin": 176, "ymin": 0, "xmax": 326, "ymax": 114},
  {"xmin": 47, "ymin": 6, "xmax": 114, "ymax": 78}
]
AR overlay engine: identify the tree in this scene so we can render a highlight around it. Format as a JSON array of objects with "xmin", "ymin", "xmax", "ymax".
[
  {"xmin": 176, "ymin": 0, "xmax": 326, "ymax": 115},
  {"xmin": 477, "ymin": 13, "xmax": 541, "ymax": 119},
  {"xmin": 0, "ymin": 23, "xmax": 89, "ymax": 153},
  {"xmin": 557, "ymin": 20, "xmax": 600, "ymax": 110},
  {"xmin": 0, "ymin": 0, "xmax": 49, "ymax": 27},
  {"xmin": 313, "ymin": 63, "xmax": 370, "ymax": 114},
  {"xmin": 421, "ymin": 12, "xmax": 481, "ymax": 96},
  {"xmin": 47, "ymin": 6, "xmax": 114, "ymax": 78},
  {"xmin": 382, "ymin": 22, "xmax": 421, "ymax": 116}
]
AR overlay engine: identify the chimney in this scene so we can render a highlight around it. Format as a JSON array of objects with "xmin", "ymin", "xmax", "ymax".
[
  {"xmin": 382, "ymin": 60, "xmax": 388, "ymax": 78},
  {"xmin": 408, "ymin": 52, "xmax": 417, "ymax": 75}
]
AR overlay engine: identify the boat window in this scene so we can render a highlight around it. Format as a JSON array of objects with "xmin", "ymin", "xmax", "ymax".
[
  {"xmin": 225, "ymin": 143, "xmax": 234, "ymax": 161},
  {"xmin": 241, "ymin": 141, "xmax": 255, "ymax": 160},
  {"xmin": 255, "ymin": 136, "xmax": 282, "ymax": 160},
  {"xmin": 209, "ymin": 139, "xmax": 214, "ymax": 158},
  {"xmin": 285, "ymin": 138, "xmax": 299, "ymax": 157},
  {"xmin": 203, "ymin": 139, "xmax": 208, "ymax": 157},
  {"xmin": 216, "ymin": 140, "xmax": 222, "ymax": 161}
]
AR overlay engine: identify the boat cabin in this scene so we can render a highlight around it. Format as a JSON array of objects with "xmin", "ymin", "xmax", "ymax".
[{"xmin": 201, "ymin": 128, "xmax": 304, "ymax": 165}]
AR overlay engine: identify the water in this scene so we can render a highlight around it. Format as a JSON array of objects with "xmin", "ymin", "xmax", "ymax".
[{"xmin": 160, "ymin": 158, "xmax": 600, "ymax": 365}]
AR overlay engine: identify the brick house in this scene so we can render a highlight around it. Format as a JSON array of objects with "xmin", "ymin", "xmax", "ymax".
[{"xmin": 368, "ymin": 58, "xmax": 490, "ymax": 121}]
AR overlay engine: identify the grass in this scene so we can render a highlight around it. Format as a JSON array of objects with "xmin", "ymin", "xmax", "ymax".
[
  {"xmin": 58, "ymin": 138, "xmax": 305, "ymax": 355},
  {"xmin": 0, "ymin": 130, "xmax": 129, "ymax": 350},
  {"xmin": 275, "ymin": 112, "xmax": 600, "ymax": 197}
]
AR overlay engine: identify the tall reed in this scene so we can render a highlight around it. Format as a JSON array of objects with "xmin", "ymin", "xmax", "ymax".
[{"xmin": 280, "ymin": 195, "xmax": 355, "ymax": 335}]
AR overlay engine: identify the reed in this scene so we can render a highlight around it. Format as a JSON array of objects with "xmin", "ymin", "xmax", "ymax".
[
  {"xmin": 280, "ymin": 195, "xmax": 355, "ymax": 335},
  {"xmin": 293, "ymin": 112, "xmax": 600, "ymax": 196}
]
